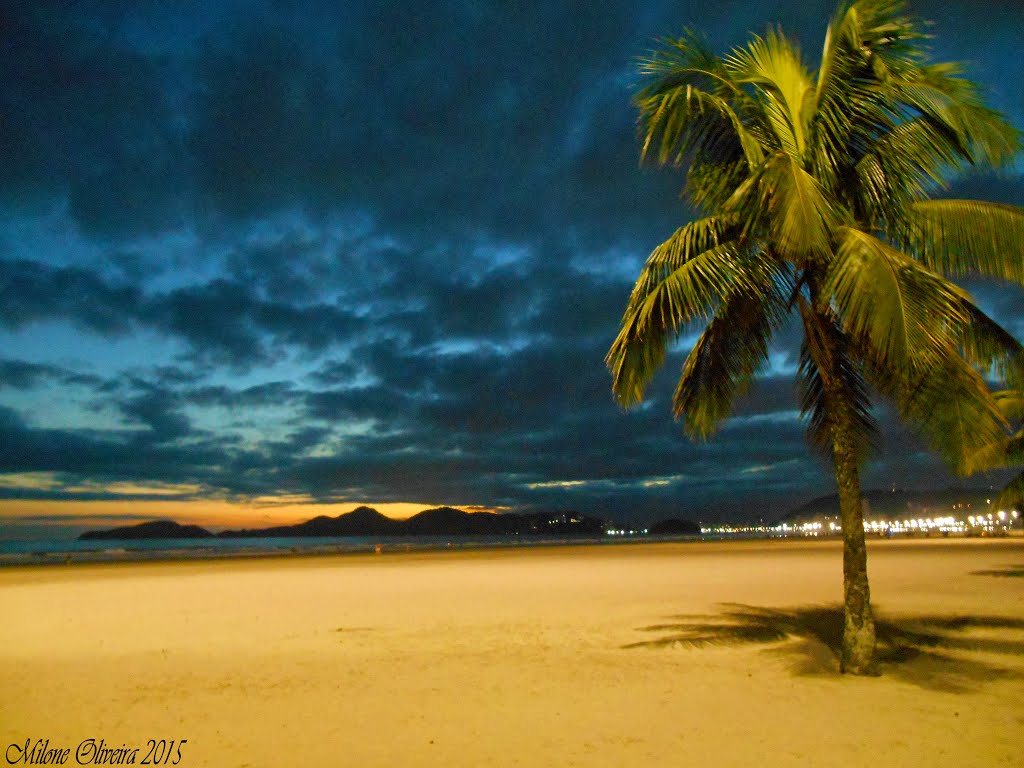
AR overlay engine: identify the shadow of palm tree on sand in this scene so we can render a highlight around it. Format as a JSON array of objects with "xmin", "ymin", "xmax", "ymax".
[
  {"xmin": 625, "ymin": 604, "xmax": 1024, "ymax": 692},
  {"xmin": 971, "ymin": 563, "xmax": 1024, "ymax": 578}
]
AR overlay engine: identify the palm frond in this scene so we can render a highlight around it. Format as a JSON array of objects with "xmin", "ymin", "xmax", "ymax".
[
  {"xmin": 850, "ymin": 116, "xmax": 963, "ymax": 218},
  {"xmin": 994, "ymin": 390, "xmax": 1024, "ymax": 422},
  {"xmin": 684, "ymin": 158, "xmax": 753, "ymax": 214},
  {"xmin": 816, "ymin": 0, "xmax": 925, "ymax": 88},
  {"xmin": 808, "ymin": 2, "xmax": 1020, "ymax": 213},
  {"xmin": 729, "ymin": 152, "xmax": 838, "ymax": 258},
  {"xmin": 639, "ymin": 28, "xmax": 746, "ymax": 98},
  {"xmin": 725, "ymin": 29, "xmax": 813, "ymax": 159},
  {"xmin": 992, "ymin": 471, "xmax": 1024, "ymax": 512},
  {"xmin": 958, "ymin": 306, "xmax": 1024, "ymax": 390},
  {"xmin": 896, "ymin": 354, "xmax": 1009, "ymax": 475},
  {"xmin": 965, "ymin": 438, "xmax": 1012, "ymax": 475},
  {"xmin": 974, "ymin": 392, "xmax": 1024, "ymax": 474},
  {"xmin": 673, "ymin": 271, "xmax": 793, "ymax": 438},
  {"xmin": 1010, "ymin": 436, "xmax": 1024, "ymax": 467},
  {"xmin": 813, "ymin": 0, "xmax": 923, "ymax": 133},
  {"xmin": 893, "ymin": 66, "xmax": 1021, "ymax": 169},
  {"xmin": 625, "ymin": 216, "xmax": 739, "ymax": 306},
  {"xmin": 635, "ymin": 84, "xmax": 761, "ymax": 170},
  {"xmin": 900, "ymin": 200, "xmax": 1024, "ymax": 284},
  {"xmin": 825, "ymin": 227, "xmax": 971, "ymax": 371},
  {"xmin": 607, "ymin": 234, "xmax": 752, "ymax": 407},
  {"xmin": 635, "ymin": 32, "xmax": 765, "ymax": 171}
]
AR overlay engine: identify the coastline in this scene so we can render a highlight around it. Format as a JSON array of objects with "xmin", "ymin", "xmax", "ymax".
[
  {"xmin": 2, "ymin": 538, "xmax": 1023, "ymax": 766},
  {"xmin": 0, "ymin": 532, "xmax": 676, "ymax": 567},
  {"xmin": 3, "ymin": 527, "xmax": 1020, "ymax": 568}
]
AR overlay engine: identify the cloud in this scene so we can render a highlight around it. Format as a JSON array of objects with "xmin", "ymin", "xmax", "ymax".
[
  {"xmin": 0, "ymin": 259, "xmax": 142, "ymax": 335},
  {"xmin": 0, "ymin": 3, "xmax": 190, "ymax": 236},
  {"xmin": 0, "ymin": 359, "xmax": 101, "ymax": 390}
]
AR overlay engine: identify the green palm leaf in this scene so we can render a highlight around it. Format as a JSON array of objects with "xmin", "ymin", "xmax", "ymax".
[
  {"xmin": 896, "ymin": 355, "xmax": 1009, "ymax": 474},
  {"xmin": 893, "ymin": 68, "xmax": 1020, "ymax": 168},
  {"xmin": 901, "ymin": 200, "xmax": 1024, "ymax": 284},
  {"xmin": 994, "ymin": 390, "xmax": 1024, "ymax": 422},
  {"xmin": 729, "ymin": 152, "xmax": 839, "ymax": 258},
  {"xmin": 607, "ymin": 237, "xmax": 753, "ymax": 407},
  {"xmin": 992, "ymin": 471, "xmax": 1024, "ymax": 512},
  {"xmin": 812, "ymin": 0, "xmax": 919, "ymax": 180},
  {"xmin": 626, "ymin": 216, "xmax": 738, "ymax": 302},
  {"xmin": 825, "ymin": 227, "xmax": 972, "ymax": 370},
  {"xmin": 958, "ymin": 306, "xmax": 1024, "ymax": 390},
  {"xmin": 674, "ymin": 273, "xmax": 793, "ymax": 438},
  {"xmin": 725, "ymin": 29, "xmax": 814, "ymax": 159},
  {"xmin": 636, "ymin": 32, "xmax": 765, "ymax": 172},
  {"xmin": 981, "ymin": 392, "xmax": 1024, "ymax": 507},
  {"xmin": 851, "ymin": 117, "xmax": 963, "ymax": 218}
]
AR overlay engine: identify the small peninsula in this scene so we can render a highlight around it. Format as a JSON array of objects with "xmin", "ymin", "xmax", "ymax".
[{"xmin": 79, "ymin": 520, "xmax": 214, "ymax": 540}]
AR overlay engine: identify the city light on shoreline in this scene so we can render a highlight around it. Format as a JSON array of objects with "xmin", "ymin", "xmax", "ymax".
[{"xmin": 701, "ymin": 509, "xmax": 1020, "ymax": 538}]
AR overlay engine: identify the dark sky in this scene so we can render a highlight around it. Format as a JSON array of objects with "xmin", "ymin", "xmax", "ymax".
[{"xmin": 1, "ymin": 0, "xmax": 1021, "ymax": 529}]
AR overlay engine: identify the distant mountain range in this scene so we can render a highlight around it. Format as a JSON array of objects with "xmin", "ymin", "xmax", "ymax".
[
  {"xmin": 79, "ymin": 506, "xmax": 619, "ymax": 540},
  {"xmin": 780, "ymin": 486, "xmax": 999, "ymax": 522},
  {"xmin": 75, "ymin": 488, "xmax": 997, "ymax": 541}
]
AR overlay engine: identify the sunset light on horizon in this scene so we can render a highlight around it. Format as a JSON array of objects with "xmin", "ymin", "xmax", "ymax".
[{"xmin": 2, "ymin": 492, "xmax": 508, "ymax": 538}]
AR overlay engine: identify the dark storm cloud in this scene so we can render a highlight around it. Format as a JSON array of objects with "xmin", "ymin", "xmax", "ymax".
[
  {"xmin": 0, "ymin": 380, "xmax": 329, "ymax": 502},
  {"xmin": 0, "ymin": 404, "xmax": 214, "ymax": 482},
  {"xmin": 2, "ymin": 0, "xmax": 1019, "ymax": 243},
  {"xmin": 186, "ymin": 381, "xmax": 299, "ymax": 409},
  {"xmin": 289, "ymin": 328, "xmax": 826, "ymax": 520},
  {"xmin": 180, "ymin": 0, "xmax": 693, "ymax": 245},
  {"xmin": 0, "ymin": 359, "xmax": 102, "ymax": 390},
  {"xmin": 222, "ymin": 231, "xmax": 356, "ymax": 304},
  {"xmin": 118, "ymin": 387, "xmax": 192, "ymax": 443},
  {"xmin": 0, "ymin": 3, "xmax": 189, "ymax": 236},
  {"xmin": 189, "ymin": 21, "xmax": 348, "ymax": 220},
  {"xmin": 0, "ymin": 257, "xmax": 370, "ymax": 369},
  {"xmin": 0, "ymin": 359, "xmax": 62, "ymax": 389},
  {"xmin": 0, "ymin": 259, "xmax": 142, "ymax": 335},
  {"xmin": 145, "ymin": 279, "xmax": 312, "ymax": 368}
]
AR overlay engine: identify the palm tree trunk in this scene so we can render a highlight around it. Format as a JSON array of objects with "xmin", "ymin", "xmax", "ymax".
[
  {"xmin": 830, "ymin": 403, "xmax": 878, "ymax": 675},
  {"xmin": 800, "ymin": 294, "xmax": 879, "ymax": 675}
]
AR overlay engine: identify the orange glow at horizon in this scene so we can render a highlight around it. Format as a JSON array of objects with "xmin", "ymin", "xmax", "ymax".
[{"xmin": 0, "ymin": 498, "xmax": 509, "ymax": 530}]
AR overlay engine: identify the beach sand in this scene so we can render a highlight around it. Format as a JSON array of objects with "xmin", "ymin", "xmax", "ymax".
[{"xmin": 2, "ymin": 538, "xmax": 1022, "ymax": 767}]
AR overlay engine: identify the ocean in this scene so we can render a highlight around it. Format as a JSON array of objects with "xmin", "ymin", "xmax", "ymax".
[{"xmin": 0, "ymin": 532, "xmax": 715, "ymax": 565}]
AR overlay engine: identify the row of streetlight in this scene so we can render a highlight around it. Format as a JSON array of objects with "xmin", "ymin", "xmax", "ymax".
[{"xmin": 701, "ymin": 510, "xmax": 1019, "ymax": 537}]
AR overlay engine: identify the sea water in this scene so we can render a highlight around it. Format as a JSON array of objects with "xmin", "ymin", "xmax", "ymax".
[{"xmin": 0, "ymin": 532, "xmax": 712, "ymax": 565}]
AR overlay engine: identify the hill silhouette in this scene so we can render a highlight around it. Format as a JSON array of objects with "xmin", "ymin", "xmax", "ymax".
[
  {"xmin": 218, "ymin": 507, "xmax": 608, "ymax": 537},
  {"xmin": 218, "ymin": 506, "xmax": 400, "ymax": 537},
  {"xmin": 80, "ymin": 506, "xmax": 612, "ymax": 540},
  {"xmin": 780, "ymin": 487, "xmax": 996, "ymax": 522},
  {"xmin": 79, "ymin": 520, "xmax": 214, "ymax": 540}
]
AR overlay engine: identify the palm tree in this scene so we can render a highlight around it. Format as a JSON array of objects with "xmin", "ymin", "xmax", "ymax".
[{"xmin": 607, "ymin": 0, "xmax": 1024, "ymax": 675}]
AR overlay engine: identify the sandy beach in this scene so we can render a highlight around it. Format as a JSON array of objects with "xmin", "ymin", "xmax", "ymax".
[{"xmin": 2, "ymin": 538, "xmax": 1022, "ymax": 767}]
